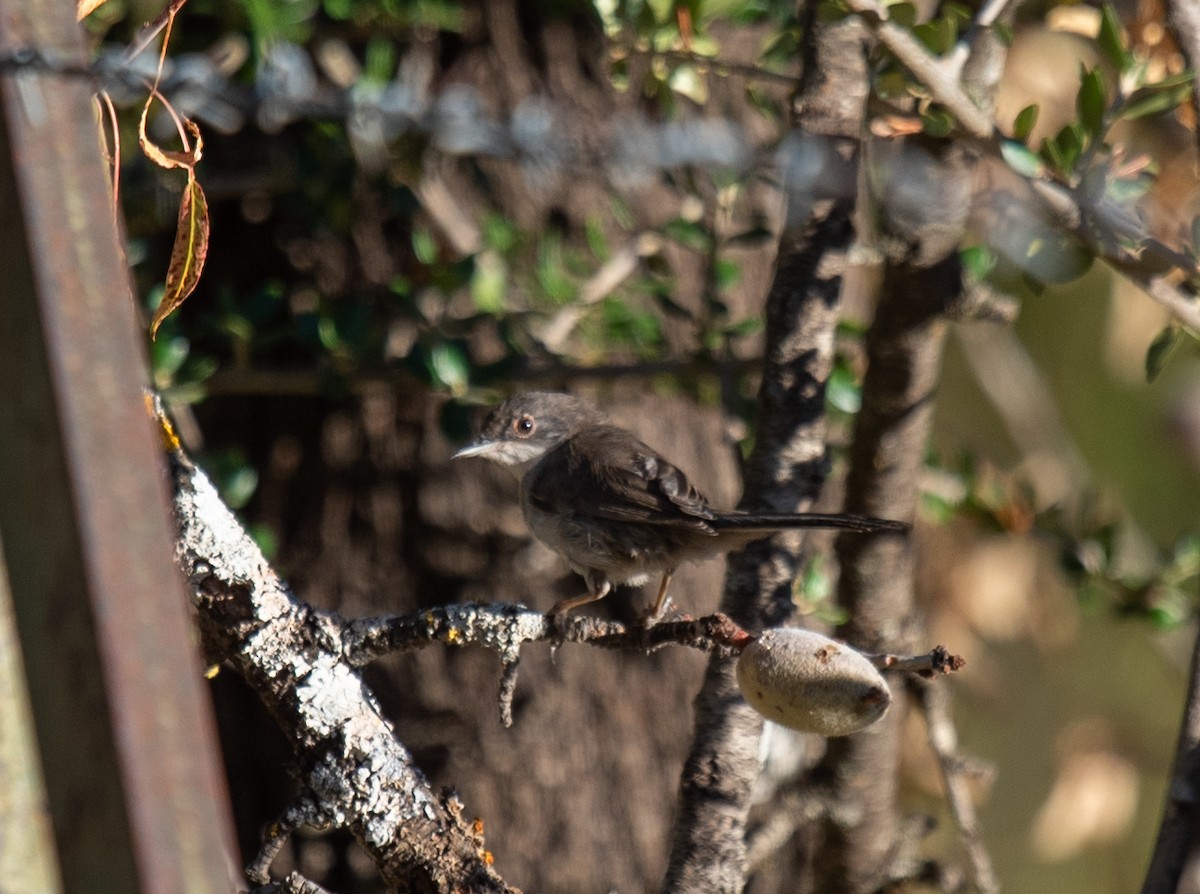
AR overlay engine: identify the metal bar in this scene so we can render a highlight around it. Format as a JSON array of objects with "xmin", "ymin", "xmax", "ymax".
[{"xmin": 0, "ymin": 3, "xmax": 240, "ymax": 892}]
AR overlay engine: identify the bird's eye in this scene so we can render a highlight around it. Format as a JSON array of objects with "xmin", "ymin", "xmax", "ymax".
[{"xmin": 513, "ymin": 415, "xmax": 536, "ymax": 437}]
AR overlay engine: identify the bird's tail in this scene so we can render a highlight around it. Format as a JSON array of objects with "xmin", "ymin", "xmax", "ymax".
[{"xmin": 710, "ymin": 511, "xmax": 907, "ymax": 533}]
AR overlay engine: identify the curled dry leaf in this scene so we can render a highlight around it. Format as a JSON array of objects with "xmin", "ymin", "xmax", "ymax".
[
  {"xmin": 736, "ymin": 627, "xmax": 892, "ymax": 737},
  {"xmin": 139, "ymin": 104, "xmax": 204, "ymax": 171},
  {"xmin": 151, "ymin": 173, "xmax": 209, "ymax": 339}
]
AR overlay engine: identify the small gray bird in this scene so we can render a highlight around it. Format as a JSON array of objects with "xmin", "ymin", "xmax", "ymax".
[{"xmin": 454, "ymin": 392, "xmax": 906, "ymax": 619}]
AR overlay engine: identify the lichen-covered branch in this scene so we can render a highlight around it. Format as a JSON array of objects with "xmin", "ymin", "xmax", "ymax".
[{"xmin": 168, "ymin": 447, "xmax": 513, "ymax": 893}]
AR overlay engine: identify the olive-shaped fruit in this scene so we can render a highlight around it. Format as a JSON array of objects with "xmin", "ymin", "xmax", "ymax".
[{"xmin": 736, "ymin": 627, "xmax": 891, "ymax": 736}]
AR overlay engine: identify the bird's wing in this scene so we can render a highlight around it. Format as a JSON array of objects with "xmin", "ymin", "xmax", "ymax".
[{"xmin": 525, "ymin": 425, "xmax": 718, "ymax": 532}]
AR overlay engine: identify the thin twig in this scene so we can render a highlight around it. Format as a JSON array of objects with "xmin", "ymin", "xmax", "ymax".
[
  {"xmin": 914, "ymin": 680, "xmax": 1000, "ymax": 894},
  {"xmin": 943, "ymin": 0, "xmax": 1018, "ymax": 80},
  {"xmin": 842, "ymin": 0, "xmax": 995, "ymax": 140},
  {"xmin": 867, "ymin": 646, "xmax": 965, "ymax": 676},
  {"xmin": 844, "ymin": 0, "xmax": 1200, "ymax": 333}
]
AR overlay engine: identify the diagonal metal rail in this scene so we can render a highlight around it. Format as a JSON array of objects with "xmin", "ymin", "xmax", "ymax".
[{"xmin": 0, "ymin": 2, "xmax": 240, "ymax": 891}]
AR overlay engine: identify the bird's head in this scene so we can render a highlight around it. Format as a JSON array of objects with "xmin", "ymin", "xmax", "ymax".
[{"xmin": 453, "ymin": 391, "xmax": 603, "ymax": 468}]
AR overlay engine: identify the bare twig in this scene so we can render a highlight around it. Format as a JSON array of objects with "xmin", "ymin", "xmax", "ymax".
[
  {"xmin": 914, "ymin": 680, "xmax": 1000, "ymax": 894},
  {"xmin": 341, "ymin": 604, "xmax": 752, "ymax": 665},
  {"xmin": 745, "ymin": 788, "xmax": 834, "ymax": 873},
  {"xmin": 868, "ymin": 645, "xmax": 966, "ymax": 676},
  {"xmin": 943, "ymin": 0, "xmax": 1018, "ymax": 81},
  {"xmin": 538, "ymin": 233, "xmax": 662, "ymax": 352},
  {"xmin": 844, "ymin": 0, "xmax": 1200, "ymax": 333},
  {"xmin": 343, "ymin": 603, "xmax": 752, "ymax": 725},
  {"xmin": 842, "ymin": 0, "xmax": 994, "ymax": 140},
  {"xmin": 246, "ymin": 796, "xmax": 329, "ymax": 886}
]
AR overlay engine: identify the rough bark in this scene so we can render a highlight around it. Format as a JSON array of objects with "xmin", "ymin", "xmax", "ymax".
[{"xmin": 661, "ymin": 14, "xmax": 869, "ymax": 894}]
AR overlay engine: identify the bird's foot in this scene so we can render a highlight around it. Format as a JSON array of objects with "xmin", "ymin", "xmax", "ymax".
[
  {"xmin": 545, "ymin": 608, "xmax": 572, "ymax": 646},
  {"xmin": 639, "ymin": 594, "xmax": 675, "ymax": 627}
]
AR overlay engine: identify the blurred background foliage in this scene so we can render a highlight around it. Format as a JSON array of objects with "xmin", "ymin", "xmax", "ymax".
[{"xmin": 80, "ymin": 0, "xmax": 1200, "ymax": 890}]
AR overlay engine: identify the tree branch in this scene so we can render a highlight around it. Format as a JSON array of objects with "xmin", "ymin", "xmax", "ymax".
[
  {"xmin": 1140, "ymin": 620, "xmax": 1200, "ymax": 894},
  {"xmin": 167, "ymin": 445, "xmax": 514, "ymax": 893},
  {"xmin": 661, "ymin": 12, "xmax": 870, "ymax": 894}
]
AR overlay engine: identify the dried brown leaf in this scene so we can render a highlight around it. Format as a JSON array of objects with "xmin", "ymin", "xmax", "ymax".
[
  {"xmin": 151, "ymin": 173, "xmax": 209, "ymax": 338},
  {"xmin": 138, "ymin": 99, "xmax": 203, "ymax": 170}
]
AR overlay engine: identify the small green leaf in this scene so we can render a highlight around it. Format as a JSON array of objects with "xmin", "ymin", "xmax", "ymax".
[
  {"xmin": 1000, "ymin": 140, "xmax": 1044, "ymax": 177},
  {"xmin": 646, "ymin": 0, "xmax": 674, "ymax": 24},
  {"xmin": 413, "ymin": 228, "xmax": 438, "ymax": 264},
  {"xmin": 585, "ymin": 217, "xmax": 609, "ymax": 259},
  {"xmin": 663, "ymin": 217, "xmax": 712, "ymax": 252},
  {"xmin": 1097, "ymin": 5, "xmax": 1129, "ymax": 73},
  {"xmin": 1122, "ymin": 83, "xmax": 1193, "ymax": 120},
  {"xmin": 888, "ymin": 2, "xmax": 917, "ymax": 27},
  {"xmin": 960, "ymin": 244, "xmax": 997, "ymax": 282},
  {"xmin": 921, "ymin": 106, "xmax": 954, "ymax": 137},
  {"xmin": 1042, "ymin": 123, "xmax": 1084, "ymax": 176},
  {"xmin": 364, "ymin": 38, "xmax": 395, "ymax": 83},
  {"xmin": 1145, "ymin": 325, "xmax": 1179, "ymax": 381},
  {"xmin": 1012, "ymin": 103, "xmax": 1039, "ymax": 142},
  {"xmin": 428, "ymin": 341, "xmax": 469, "ymax": 394},
  {"xmin": 470, "ymin": 250, "xmax": 507, "ymax": 314},
  {"xmin": 714, "ymin": 258, "xmax": 741, "ymax": 290},
  {"xmin": 1077, "ymin": 67, "xmax": 1107, "ymax": 140},
  {"xmin": 724, "ymin": 316, "xmax": 763, "ymax": 338},
  {"xmin": 827, "ymin": 362, "xmax": 862, "ymax": 414}
]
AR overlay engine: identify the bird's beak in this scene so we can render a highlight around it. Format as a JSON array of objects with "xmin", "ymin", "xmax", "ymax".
[{"xmin": 452, "ymin": 438, "xmax": 498, "ymax": 460}]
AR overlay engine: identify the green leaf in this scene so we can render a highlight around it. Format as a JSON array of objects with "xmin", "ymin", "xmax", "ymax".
[
  {"xmin": 1097, "ymin": 5, "xmax": 1129, "ymax": 73},
  {"xmin": 1042, "ymin": 123, "xmax": 1084, "ymax": 176},
  {"xmin": 724, "ymin": 316, "xmax": 764, "ymax": 338},
  {"xmin": 960, "ymin": 244, "xmax": 997, "ymax": 282},
  {"xmin": 827, "ymin": 362, "xmax": 862, "ymax": 414},
  {"xmin": 413, "ymin": 228, "xmax": 438, "ymax": 265},
  {"xmin": 364, "ymin": 38, "xmax": 395, "ymax": 83},
  {"xmin": 1145, "ymin": 325, "xmax": 1179, "ymax": 381},
  {"xmin": 888, "ymin": 2, "xmax": 917, "ymax": 27},
  {"xmin": 714, "ymin": 258, "xmax": 741, "ymax": 289},
  {"xmin": 921, "ymin": 106, "xmax": 955, "ymax": 137},
  {"xmin": 1077, "ymin": 67, "xmax": 1107, "ymax": 141},
  {"xmin": 483, "ymin": 214, "xmax": 518, "ymax": 253},
  {"xmin": 470, "ymin": 250, "xmax": 507, "ymax": 314},
  {"xmin": 585, "ymin": 217, "xmax": 609, "ymax": 259},
  {"xmin": 663, "ymin": 217, "xmax": 712, "ymax": 252},
  {"xmin": 913, "ymin": 17, "xmax": 955, "ymax": 55},
  {"xmin": 1000, "ymin": 140, "xmax": 1044, "ymax": 177},
  {"xmin": 646, "ymin": 0, "xmax": 674, "ymax": 24},
  {"xmin": 428, "ymin": 341, "xmax": 469, "ymax": 394},
  {"xmin": 1012, "ymin": 104, "xmax": 1039, "ymax": 142},
  {"xmin": 1122, "ymin": 83, "xmax": 1193, "ymax": 120}
]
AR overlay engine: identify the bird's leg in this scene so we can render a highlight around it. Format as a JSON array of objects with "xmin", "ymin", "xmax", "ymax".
[
  {"xmin": 549, "ymin": 571, "xmax": 611, "ymax": 617},
  {"xmin": 642, "ymin": 570, "xmax": 676, "ymax": 624}
]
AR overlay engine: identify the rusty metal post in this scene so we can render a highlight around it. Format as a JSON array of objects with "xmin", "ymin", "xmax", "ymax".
[{"xmin": 0, "ymin": 3, "xmax": 241, "ymax": 892}]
